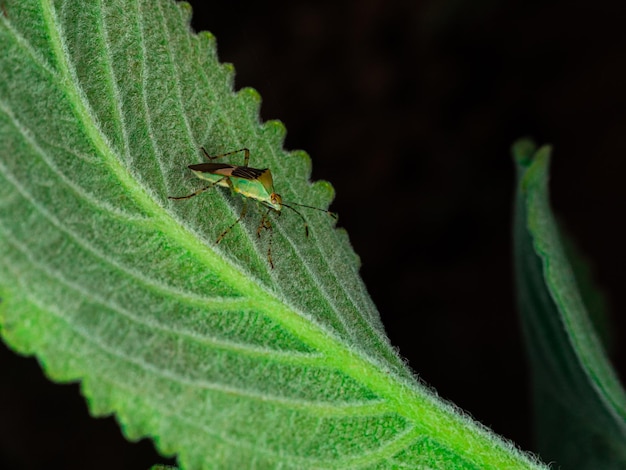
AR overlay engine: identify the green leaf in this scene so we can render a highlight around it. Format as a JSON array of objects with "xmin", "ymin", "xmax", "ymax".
[
  {"xmin": 513, "ymin": 139, "xmax": 626, "ymax": 468},
  {"xmin": 0, "ymin": 1, "xmax": 545, "ymax": 468},
  {"xmin": 560, "ymin": 228, "xmax": 614, "ymax": 354}
]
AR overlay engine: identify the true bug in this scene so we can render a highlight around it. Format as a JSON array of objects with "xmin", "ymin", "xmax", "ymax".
[{"xmin": 169, "ymin": 147, "xmax": 337, "ymax": 268}]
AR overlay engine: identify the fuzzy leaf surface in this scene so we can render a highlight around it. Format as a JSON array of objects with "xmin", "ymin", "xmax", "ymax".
[{"xmin": 0, "ymin": 1, "xmax": 546, "ymax": 468}]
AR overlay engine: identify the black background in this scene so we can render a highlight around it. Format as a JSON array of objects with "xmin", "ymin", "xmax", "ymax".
[{"xmin": 3, "ymin": 1, "xmax": 626, "ymax": 468}]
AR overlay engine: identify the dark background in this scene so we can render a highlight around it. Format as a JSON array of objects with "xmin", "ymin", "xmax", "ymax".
[{"xmin": 3, "ymin": 0, "xmax": 626, "ymax": 468}]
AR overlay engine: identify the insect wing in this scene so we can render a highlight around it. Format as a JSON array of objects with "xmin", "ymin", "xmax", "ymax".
[
  {"xmin": 188, "ymin": 162, "xmax": 236, "ymax": 174},
  {"xmin": 188, "ymin": 163, "xmax": 234, "ymax": 187},
  {"xmin": 231, "ymin": 166, "xmax": 266, "ymax": 180}
]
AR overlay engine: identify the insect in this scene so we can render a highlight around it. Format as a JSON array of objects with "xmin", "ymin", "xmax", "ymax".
[{"xmin": 169, "ymin": 147, "xmax": 337, "ymax": 268}]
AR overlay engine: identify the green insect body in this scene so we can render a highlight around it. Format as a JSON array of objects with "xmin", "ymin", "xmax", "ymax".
[
  {"xmin": 188, "ymin": 162, "xmax": 282, "ymax": 211},
  {"xmin": 169, "ymin": 147, "xmax": 335, "ymax": 268}
]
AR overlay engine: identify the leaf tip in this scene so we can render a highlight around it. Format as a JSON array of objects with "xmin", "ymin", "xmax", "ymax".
[
  {"xmin": 291, "ymin": 149, "xmax": 313, "ymax": 177},
  {"xmin": 197, "ymin": 30, "xmax": 216, "ymax": 46},
  {"xmin": 512, "ymin": 138, "xmax": 537, "ymax": 167},
  {"xmin": 237, "ymin": 87, "xmax": 263, "ymax": 123},
  {"xmin": 176, "ymin": 1, "xmax": 193, "ymax": 23},
  {"xmin": 238, "ymin": 86, "xmax": 262, "ymax": 103},
  {"xmin": 261, "ymin": 119, "xmax": 287, "ymax": 147},
  {"xmin": 311, "ymin": 179, "xmax": 336, "ymax": 207}
]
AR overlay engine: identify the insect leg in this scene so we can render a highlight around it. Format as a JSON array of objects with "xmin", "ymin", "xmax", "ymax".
[
  {"xmin": 168, "ymin": 177, "xmax": 226, "ymax": 200},
  {"xmin": 267, "ymin": 230, "xmax": 275, "ymax": 270},
  {"xmin": 256, "ymin": 208, "xmax": 276, "ymax": 269},
  {"xmin": 256, "ymin": 209, "xmax": 273, "ymax": 238},
  {"xmin": 200, "ymin": 147, "xmax": 250, "ymax": 167},
  {"xmin": 216, "ymin": 199, "xmax": 248, "ymax": 244}
]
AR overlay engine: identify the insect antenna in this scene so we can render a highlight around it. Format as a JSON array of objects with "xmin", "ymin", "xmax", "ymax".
[
  {"xmin": 281, "ymin": 202, "xmax": 337, "ymax": 237},
  {"xmin": 285, "ymin": 201, "xmax": 338, "ymax": 219}
]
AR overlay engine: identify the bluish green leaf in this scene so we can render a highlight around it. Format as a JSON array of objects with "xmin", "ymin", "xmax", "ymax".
[
  {"xmin": 0, "ymin": 1, "xmax": 546, "ymax": 468},
  {"xmin": 513, "ymin": 139, "xmax": 626, "ymax": 468}
]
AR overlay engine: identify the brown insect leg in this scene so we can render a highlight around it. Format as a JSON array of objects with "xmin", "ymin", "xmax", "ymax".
[
  {"xmin": 256, "ymin": 209, "xmax": 275, "ymax": 269},
  {"xmin": 200, "ymin": 147, "xmax": 250, "ymax": 167},
  {"xmin": 168, "ymin": 177, "xmax": 226, "ymax": 200},
  {"xmin": 256, "ymin": 209, "xmax": 272, "ymax": 238},
  {"xmin": 216, "ymin": 199, "xmax": 248, "ymax": 244}
]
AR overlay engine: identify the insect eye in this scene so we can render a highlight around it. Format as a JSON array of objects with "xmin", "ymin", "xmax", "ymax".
[{"xmin": 272, "ymin": 193, "xmax": 282, "ymax": 205}]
